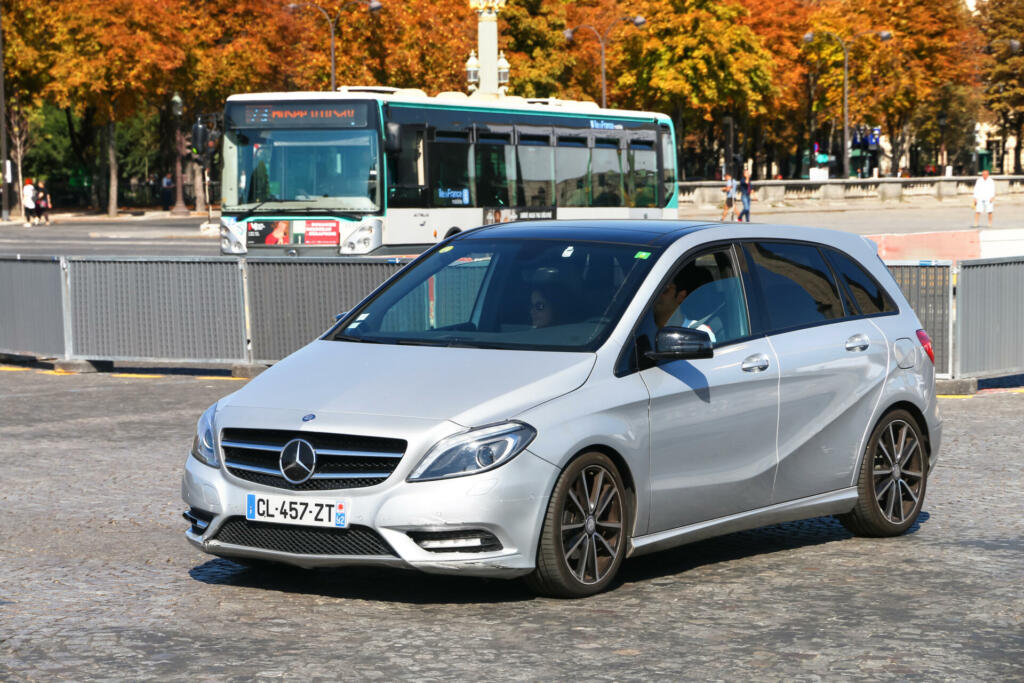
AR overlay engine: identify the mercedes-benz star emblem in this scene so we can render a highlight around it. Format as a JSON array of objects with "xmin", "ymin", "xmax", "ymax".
[{"xmin": 279, "ymin": 439, "xmax": 317, "ymax": 484}]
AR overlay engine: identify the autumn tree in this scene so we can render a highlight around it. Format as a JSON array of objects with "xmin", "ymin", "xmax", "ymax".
[
  {"xmin": 735, "ymin": 0, "xmax": 811, "ymax": 177},
  {"xmin": 41, "ymin": 0, "xmax": 186, "ymax": 215},
  {"xmin": 805, "ymin": 0, "xmax": 982, "ymax": 176},
  {"xmin": 615, "ymin": 0, "xmax": 775, "ymax": 177}
]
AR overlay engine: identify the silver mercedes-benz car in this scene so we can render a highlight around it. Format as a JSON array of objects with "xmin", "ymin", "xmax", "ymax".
[{"xmin": 182, "ymin": 220, "xmax": 940, "ymax": 597}]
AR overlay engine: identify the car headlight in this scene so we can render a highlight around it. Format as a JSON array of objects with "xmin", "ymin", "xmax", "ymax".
[
  {"xmin": 408, "ymin": 421, "xmax": 536, "ymax": 482},
  {"xmin": 190, "ymin": 404, "xmax": 219, "ymax": 468}
]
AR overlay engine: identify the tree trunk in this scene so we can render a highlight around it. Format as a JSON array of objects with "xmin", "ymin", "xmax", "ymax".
[
  {"xmin": 107, "ymin": 121, "xmax": 118, "ymax": 216},
  {"xmin": 192, "ymin": 160, "xmax": 206, "ymax": 212}
]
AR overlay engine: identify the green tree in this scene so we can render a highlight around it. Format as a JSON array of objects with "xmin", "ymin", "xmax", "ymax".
[{"xmin": 978, "ymin": 0, "xmax": 1024, "ymax": 174}]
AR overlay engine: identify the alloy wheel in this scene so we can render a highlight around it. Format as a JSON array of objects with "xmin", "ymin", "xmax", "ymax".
[
  {"xmin": 560, "ymin": 464, "xmax": 623, "ymax": 585},
  {"xmin": 872, "ymin": 419, "xmax": 925, "ymax": 525}
]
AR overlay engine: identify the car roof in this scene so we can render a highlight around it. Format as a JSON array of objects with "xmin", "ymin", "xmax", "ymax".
[
  {"xmin": 459, "ymin": 220, "xmax": 719, "ymax": 246},
  {"xmin": 457, "ymin": 220, "xmax": 874, "ymax": 255}
]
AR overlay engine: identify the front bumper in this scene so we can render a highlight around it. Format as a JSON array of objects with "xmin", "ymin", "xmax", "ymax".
[{"xmin": 181, "ymin": 448, "xmax": 558, "ymax": 578}]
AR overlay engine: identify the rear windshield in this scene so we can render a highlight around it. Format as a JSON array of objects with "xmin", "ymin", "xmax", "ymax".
[{"xmin": 331, "ymin": 239, "xmax": 660, "ymax": 351}]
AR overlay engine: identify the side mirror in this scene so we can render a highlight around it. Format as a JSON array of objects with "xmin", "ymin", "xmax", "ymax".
[
  {"xmin": 645, "ymin": 326, "xmax": 713, "ymax": 361},
  {"xmin": 335, "ymin": 311, "xmax": 349, "ymax": 322},
  {"xmin": 384, "ymin": 123, "xmax": 402, "ymax": 154}
]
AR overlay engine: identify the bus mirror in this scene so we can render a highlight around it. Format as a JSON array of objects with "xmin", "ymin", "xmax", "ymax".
[{"xmin": 385, "ymin": 123, "xmax": 402, "ymax": 153}]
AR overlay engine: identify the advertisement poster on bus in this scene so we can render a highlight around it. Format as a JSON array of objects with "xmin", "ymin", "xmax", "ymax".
[
  {"xmin": 247, "ymin": 220, "xmax": 290, "ymax": 245},
  {"xmin": 483, "ymin": 207, "xmax": 556, "ymax": 225},
  {"xmin": 303, "ymin": 220, "xmax": 341, "ymax": 245}
]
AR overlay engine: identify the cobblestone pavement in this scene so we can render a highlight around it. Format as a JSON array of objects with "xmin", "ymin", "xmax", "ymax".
[{"xmin": 1, "ymin": 367, "xmax": 1021, "ymax": 681}]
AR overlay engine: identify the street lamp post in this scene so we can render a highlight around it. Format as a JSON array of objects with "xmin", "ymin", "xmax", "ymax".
[
  {"xmin": 288, "ymin": 0, "xmax": 383, "ymax": 92},
  {"xmin": 564, "ymin": 16, "xmax": 645, "ymax": 108},
  {"xmin": 169, "ymin": 93, "xmax": 190, "ymax": 216},
  {"xmin": 803, "ymin": 29, "xmax": 892, "ymax": 179}
]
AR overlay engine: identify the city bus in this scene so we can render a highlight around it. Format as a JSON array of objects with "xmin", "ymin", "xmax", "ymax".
[{"xmin": 219, "ymin": 87, "xmax": 678, "ymax": 256}]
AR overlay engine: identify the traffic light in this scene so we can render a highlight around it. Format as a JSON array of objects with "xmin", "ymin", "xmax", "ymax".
[
  {"xmin": 190, "ymin": 119, "xmax": 209, "ymax": 161},
  {"xmin": 205, "ymin": 129, "xmax": 221, "ymax": 167}
]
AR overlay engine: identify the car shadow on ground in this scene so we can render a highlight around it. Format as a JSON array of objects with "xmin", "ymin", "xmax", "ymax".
[
  {"xmin": 187, "ymin": 512, "xmax": 931, "ymax": 604},
  {"xmin": 617, "ymin": 511, "xmax": 929, "ymax": 588}
]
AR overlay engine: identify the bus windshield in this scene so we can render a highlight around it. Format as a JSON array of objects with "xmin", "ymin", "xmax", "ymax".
[{"xmin": 225, "ymin": 128, "xmax": 380, "ymax": 212}]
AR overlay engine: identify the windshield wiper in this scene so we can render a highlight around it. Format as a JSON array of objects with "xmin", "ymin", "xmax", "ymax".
[
  {"xmin": 333, "ymin": 333, "xmax": 383, "ymax": 344},
  {"xmin": 396, "ymin": 336, "xmax": 478, "ymax": 348}
]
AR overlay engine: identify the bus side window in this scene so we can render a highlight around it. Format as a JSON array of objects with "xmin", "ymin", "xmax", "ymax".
[
  {"xmin": 516, "ymin": 136, "xmax": 553, "ymax": 207},
  {"xmin": 591, "ymin": 138, "xmax": 624, "ymax": 207},
  {"xmin": 475, "ymin": 133, "xmax": 514, "ymax": 208},
  {"xmin": 659, "ymin": 126, "xmax": 677, "ymax": 207},
  {"xmin": 628, "ymin": 141, "xmax": 657, "ymax": 208},
  {"xmin": 388, "ymin": 126, "xmax": 427, "ymax": 208},
  {"xmin": 555, "ymin": 137, "xmax": 589, "ymax": 207},
  {"xmin": 428, "ymin": 131, "xmax": 472, "ymax": 208}
]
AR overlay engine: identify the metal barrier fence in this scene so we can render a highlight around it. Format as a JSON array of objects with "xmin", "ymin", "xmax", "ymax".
[
  {"xmin": 247, "ymin": 259, "xmax": 405, "ymax": 363},
  {"xmin": 0, "ymin": 258, "xmax": 65, "ymax": 358},
  {"xmin": 0, "ymin": 256, "xmax": 1017, "ymax": 380},
  {"xmin": 955, "ymin": 256, "xmax": 1024, "ymax": 379},
  {"xmin": 886, "ymin": 261, "xmax": 953, "ymax": 377}
]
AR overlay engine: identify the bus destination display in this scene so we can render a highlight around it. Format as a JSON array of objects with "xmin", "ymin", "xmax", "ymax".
[{"xmin": 230, "ymin": 103, "xmax": 369, "ymax": 128}]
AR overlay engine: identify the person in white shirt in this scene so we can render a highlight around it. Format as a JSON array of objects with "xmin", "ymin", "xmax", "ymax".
[
  {"xmin": 973, "ymin": 169, "xmax": 996, "ymax": 227},
  {"xmin": 22, "ymin": 178, "xmax": 36, "ymax": 226}
]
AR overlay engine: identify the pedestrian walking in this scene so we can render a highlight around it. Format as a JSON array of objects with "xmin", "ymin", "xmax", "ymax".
[
  {"xmin": 972, "ymin": 169, "xmax": 995, "ymax": 227},
  {"xmin": 34, "ymin": 179, "xmax": 52, "ymax": 225},
  {"xmin": 737, "ymin": 168, "xmax": 756, "ymax": 222},
  {"xmin": 21, "ymin": 178, "xmax": 36, "ymax": 226},
  {"xmin": 161, "ymin": 172, "xmax": 174, "ymax": 211},
  {"xmin": 720, "ymin": 173, "xmax": 737, "ymax": 221}
]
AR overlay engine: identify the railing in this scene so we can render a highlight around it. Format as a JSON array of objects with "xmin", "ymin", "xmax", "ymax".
[
  {"xmin": 1, "ymin": 256, "xmax": 1019, "ymax": 380},
  {"xmin": 678, "ymin": 175, "xmax": 1024, "ymax": 207}
]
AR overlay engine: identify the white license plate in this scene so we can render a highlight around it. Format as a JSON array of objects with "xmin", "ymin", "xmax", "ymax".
[{"xmin": 245, "ymin": 493, "xmax": 349, "ymax": 528}]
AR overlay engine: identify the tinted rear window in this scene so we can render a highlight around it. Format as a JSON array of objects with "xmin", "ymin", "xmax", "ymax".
[
  {"xmin": 825, "ymin": 249, "xmax": 896, "ymax": 316},
  {"xmin": 745, "ymin": 241, "xmax": 844, "ymax": 331}
]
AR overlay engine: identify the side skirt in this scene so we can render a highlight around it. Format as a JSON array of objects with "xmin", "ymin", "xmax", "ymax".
[{"xmin": 628, "ymin": 488, "xmax": 858, "ymax": 558}]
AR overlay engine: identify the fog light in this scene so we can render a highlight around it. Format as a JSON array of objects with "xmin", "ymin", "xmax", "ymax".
[{"xmin": 408, "ymin": 530, "xmax": 503, "ymax": 553}]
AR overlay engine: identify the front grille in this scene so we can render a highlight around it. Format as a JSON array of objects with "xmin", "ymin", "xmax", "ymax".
[
  {"xmin": 221, "ymin": 428, "xmax": 406, "ymax": 491},
  {"xmin": 213, "ymin": 517, "xmax": 397, "ymax": 556}
]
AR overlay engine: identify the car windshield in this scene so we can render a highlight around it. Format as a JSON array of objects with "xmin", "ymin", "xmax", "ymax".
[{"xmin": 331, "ymin": 238, "xmax": 661, "ymax": 351}]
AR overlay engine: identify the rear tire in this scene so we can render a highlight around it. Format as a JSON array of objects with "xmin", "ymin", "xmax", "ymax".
[
  {"xmin": 525, "ymin": 452, "xmax": 629, "ymax": 598},
  {"xmin": 838, "ymin": 409, "xmax": 928, "ymax": 537}
]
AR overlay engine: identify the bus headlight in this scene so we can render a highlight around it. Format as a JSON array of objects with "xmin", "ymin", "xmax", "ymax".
[
  {"xmin": 340, "ymin": 219, "xmax": 383, "ymax": 255},
  {"xmin": 220, "ymin": 218, "xmax": 247, "ymax": 255}
]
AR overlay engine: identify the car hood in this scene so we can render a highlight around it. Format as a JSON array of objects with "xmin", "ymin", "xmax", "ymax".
[{"xmin": 222, "ymin": 339, "xmax": 596, "ymax": 426}]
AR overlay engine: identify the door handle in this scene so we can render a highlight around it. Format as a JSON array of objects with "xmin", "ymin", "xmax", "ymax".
[
  {"xmin": 845, "ymin": 334, "xmax": 870, "ymax": 352},
  {"xmin": 741, "ymin": 354, "xmax": 770, "ymax": 372}
]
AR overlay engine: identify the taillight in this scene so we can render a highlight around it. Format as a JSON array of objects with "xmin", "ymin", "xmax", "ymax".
[{"xmin": 916, "ymin": 329, "xmax": 935, "ymax": 364}]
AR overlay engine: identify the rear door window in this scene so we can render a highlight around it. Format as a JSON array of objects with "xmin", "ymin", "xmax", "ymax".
[
  {"xmin": 824, "ymin": 249, "xmax": 897, "ymax": 316},
  {"xmin": 743, "ymin": 241, "xmax": 844, "ymax": 332}
]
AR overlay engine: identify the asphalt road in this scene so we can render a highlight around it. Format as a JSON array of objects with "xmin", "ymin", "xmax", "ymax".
[
  {"xmin": 1, "ymin": 197, "xmax": 1022, "ymax": 258},
  {"xmin": 0, "ymin": 365, "xmax": 1021, "ymax": 681}
]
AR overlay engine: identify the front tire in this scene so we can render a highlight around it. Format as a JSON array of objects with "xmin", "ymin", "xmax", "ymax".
[
  {"xmin": 525, "ymin": 452, "xmax": 629, "ymax": 598},
  {"xmin": 839, "ymin": 410, "xmax": 928, "ymax": 537}
]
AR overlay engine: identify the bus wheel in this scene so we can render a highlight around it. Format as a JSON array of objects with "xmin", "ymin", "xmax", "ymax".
[{"xmin": 444, "ymin": 227, "xmax": 461, "ymax": 239}]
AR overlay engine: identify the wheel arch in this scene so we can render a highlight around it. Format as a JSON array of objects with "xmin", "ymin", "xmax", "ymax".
[
  {"xmin": 855, "ymin": 400, "xmax": 932, "ymax": 477},
  {"xmin": 560, "ymin": 444, "xmax": 639, "ymax": 537}
]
